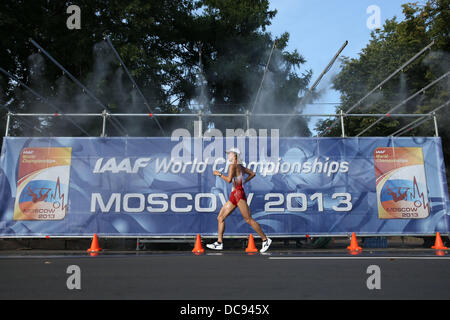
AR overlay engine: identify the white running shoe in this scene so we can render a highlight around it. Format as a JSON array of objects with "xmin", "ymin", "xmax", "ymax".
[
  {"xmin": 260, "ymin": 238, "xmax": 272, "ymax": 253},
  {"xmin": 206, "ymin": 241, "xmax": 223, "ymax": 250}
]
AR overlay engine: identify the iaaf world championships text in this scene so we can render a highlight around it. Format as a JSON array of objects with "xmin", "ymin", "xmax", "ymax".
[{"xmin": 92, "ymin": 127, "xmax": 349, "ymax": 177}]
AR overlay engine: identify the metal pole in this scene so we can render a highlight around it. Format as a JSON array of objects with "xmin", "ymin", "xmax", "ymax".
[
  {"xmin": 198, "ymin": 112, "xmax": 203, "ymax": 138},
  {"xmin": 101, "ymin": 110, "xmax": 107, "ymax": 137},
  {"xmin": 321, "ymin": 41, "xmax": 435, "ymax": 136},
  {"xmin": 340, "ymin": 110, "xmax": 345, "ymax": 137},
  {"xmin": 5, "ymin": 112, "xmax": 11, "ymax": 136},
  {"xmin": 246, "ymin": 110, "xmax": 250, "ymax": 133},
  {"xmin": 303, "ymin": 40, "xmax": 348, "ymax": 105},
  {"xmin": 433, "ymin": 112, "xmax": 439, "ymax": 137},
  {"xmin": 14, "ymin": 113, "xmax": 105, "ymax": 117},
  {"xmin": 285, "ymin": 40, "xmax": 348, "ymax": 137},
  {"xmin": 251, "ymin": 40, "xmax": 277, "ymax": 114},
  {"xmin": 346, "ymin": 113, "xmax": 428, "ymax": 117}
]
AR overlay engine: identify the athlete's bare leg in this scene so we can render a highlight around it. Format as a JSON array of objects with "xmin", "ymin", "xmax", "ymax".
[
  {"xmin": 237, "ymin": 199, "xmax": 267, "ymax": 241},
  {"xmin": 217, "ymin": 201, "xmax": 236, "ymax": 243}
]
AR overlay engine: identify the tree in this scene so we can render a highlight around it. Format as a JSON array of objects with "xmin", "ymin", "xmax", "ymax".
[
  {"xmin": 0, "ymin": 0, "xmax": 313, "ymax": 142},
  {"xmin": 0, "ymin": 0, "xmax": 199, "ymax": 137},
  {"xmin": 316, "ymin": 0, "xmax": 450, "ymax": 189},
  {"xmin": 190, "ymin": 0, "xmax": 312, "ymax": 136}
]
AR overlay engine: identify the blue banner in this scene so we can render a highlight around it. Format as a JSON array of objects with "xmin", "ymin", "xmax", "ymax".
[{"xmin": 0, "ymin": 136, "xmax": 449, "ymax": 237}]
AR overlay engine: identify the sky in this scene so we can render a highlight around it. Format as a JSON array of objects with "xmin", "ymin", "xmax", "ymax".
[{"xmin": 267, "ymin": 0, "xmax": 411, "ymax": 131}]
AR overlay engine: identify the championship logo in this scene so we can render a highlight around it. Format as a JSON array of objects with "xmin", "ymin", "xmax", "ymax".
[
  {"xmin": 374, "ymin": 147, "xmax": 430, "ymax": 219},
  {"xmin": 13, "ymin": 147, "xmax": 72, "ymax": 220}
]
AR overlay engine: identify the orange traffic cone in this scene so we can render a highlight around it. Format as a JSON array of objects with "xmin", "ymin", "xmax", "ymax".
[
  {"xmin": 245, "ymin": 234, "xmax": 258, "ymax": 253},
  {"xmin": 431, "ymin": 232, "xmax": 448, "ymax": 250},
  {"xmin": 192, "ymin": 234, "xmax": 205, "ymax": 254},
  {"xmin": 87, "ymin": 233, "xmax": 102, "ymax": 253},
  {"xmin": 347, "ymin": 232, "xmax": 362, "ymax": 252}
]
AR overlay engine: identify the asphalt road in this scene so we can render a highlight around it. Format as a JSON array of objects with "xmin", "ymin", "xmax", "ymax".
[{"xmin": 0, "ymin": 250, "xmax": 449, "ymax": 301}]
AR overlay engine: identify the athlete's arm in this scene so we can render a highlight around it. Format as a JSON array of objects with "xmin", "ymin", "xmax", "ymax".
[
  {"xmin": 213, "ymin": 164, "xmax": 235, "ymax": 183},
  {"xmin": 243, "ymin": 166, "xmax": 256, "ymax": 184}
]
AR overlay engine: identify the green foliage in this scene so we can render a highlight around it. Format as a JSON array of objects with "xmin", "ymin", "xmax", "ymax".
[
  {"xmin": 316, "ymin": 0, "xmax": 450, "ymax": 189},
  {"xmin": 0, "ymin": 0, "xmax": 312, "ymax": 138}
]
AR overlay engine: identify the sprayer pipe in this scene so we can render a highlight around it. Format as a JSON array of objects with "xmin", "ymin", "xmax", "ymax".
[
  {"xmin": 321, "ymin": 41, "xmax": 435, "ymax": 136},
  {"xmin": 346, "ymin": 41, "xmax": 435, "ymax": 115},
  {"xmin": 29, "ymin": 39, "xmax": 127, "ymax": 136},
  {"xmin": 5, "ymin": 112, "xmax": 11, "ymax": 136},
  {"xmin": 14, "ymin": 113, "xmax": 103, "ymax": 117},
  {"xmin": 395, "ymin": 117, "xmax": 432, "ymax": 137},
  {"xmin": 308, "ymin": 41, "xmax": 348, "ymax": 95},
  {"xmin": 356, "ymin": 71, "xmax": 450, "ymax": 137},
  {"xmin": 391, "ymin": 100, "xmax": 450, "ymax": 136},
  {"xmin": 251, "ymin": 40, "xmax": 277, "ymax": 113},
  {"xmin": 104, "ymin": 36, "xmax": 166, "ymax": 136},
  {"xmin": 0, "ymin": 67, "xmax": 91, "ymax": 136},
  {"xmin": 345, "ymin": 113, "xmax": 429, "ymax": 117}
]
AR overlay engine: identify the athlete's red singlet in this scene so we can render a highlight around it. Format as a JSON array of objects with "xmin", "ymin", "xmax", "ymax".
[{"xmin": 229, "ymin": 165, "xmax": 247, "ymax": 205}]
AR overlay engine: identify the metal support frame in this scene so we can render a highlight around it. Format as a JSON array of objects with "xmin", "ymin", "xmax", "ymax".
[
  {"xmin": 101, "ymin": 110, "xmax": 107, "ymax": 137},
  {"xmin": 340, "ymin": 110, "xmax": 345, "ymax": 137},
  {"xmin": 2, "ymin": 39, "xmax": 443, "ymax": 140},
  {"xmin": 433, "ymin": 112, "xmax": 439, "ymax": 137},
  {"xmin": 197, "ymin": 112, "xmax": 203, "ymax": 138},
  {"xmin": 246, "ymin": 110, "xmax": 250, "ymax": 133},
  {"xmin": 5, "ymin": 112, "xmax": 11, "ymax": 137},
  {"xmin": 5, "ymin": 111, "xmax": 438, "ymax": 138},
  {"xmin": 12, "ymin": 112, "xmax": 343, "ymax": 118},
  {"xmin": 10, "ymin": 112, "xmax": 432, "ymax": 118}
]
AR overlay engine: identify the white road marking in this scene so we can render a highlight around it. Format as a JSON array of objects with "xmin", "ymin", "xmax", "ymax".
[{"xmin": 269, "ymin": 256, "xmax": 450, "ymax": 260}]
